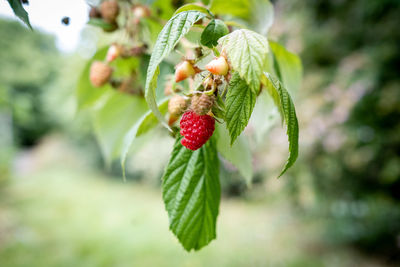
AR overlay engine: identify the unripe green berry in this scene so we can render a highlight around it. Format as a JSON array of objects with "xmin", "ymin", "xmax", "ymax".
[
  {"xmin": 175, "ymin": 61, "xmax": 196, "ymax": 82},
  {"xmin": 205, "ymin": 56, "xmax": 229, "ymax": 76}
]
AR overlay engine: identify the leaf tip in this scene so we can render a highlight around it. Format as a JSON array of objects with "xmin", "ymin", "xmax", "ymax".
[
  {"xmin": 121, "ymin": 162, "xmax": 127, "ymax": 182},
  {"xmin": 229, "ymin": 137, "xmax": 237, "ymax": 147}
]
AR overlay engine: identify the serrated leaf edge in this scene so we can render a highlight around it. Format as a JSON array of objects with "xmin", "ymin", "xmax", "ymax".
[
  {"xmin": 263, "ymin": 73, "xmax": 299, "ymax": 177},
  {"xmin": 145, "ymin": 11, "xmax": 207, "ymax": 131}
]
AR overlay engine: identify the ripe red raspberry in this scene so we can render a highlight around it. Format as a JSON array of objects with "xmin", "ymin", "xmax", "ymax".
[{"xmin": 180, "ymin": 111, "xmax": 215, "ymax": 151}]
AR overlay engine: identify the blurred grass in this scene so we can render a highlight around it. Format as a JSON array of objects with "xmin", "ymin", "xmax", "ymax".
[{"xmin": 0, "ymin": 139, "xmax": 388, "ymax": 267}]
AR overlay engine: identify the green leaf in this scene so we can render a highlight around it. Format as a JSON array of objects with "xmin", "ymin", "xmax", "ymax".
[
  {"xmin": 87, "ymin": 18, "xmax": 117, "ymax": 31},
  {"xmin": 216, "ymin": 123, "xmax": 253, "ymax": 186},
  {"xmin": 269, "ymin": 41, "xmax": 302, "ymax": 94},
  {"xmin": 219, "ymin": 29, "xmax": 268, "ymax": 92},
  {"xmin": 225, "ymin": 72, "xmax": 256, "ymax": 145},
  {"xmin": 151, "ymin": 0, "xmax": 175, "ymax": 20},
  {"xmin": 210, "ymin": 0, "xmax": 251, "ymax": 19},
  {"xmin": 162, "ymin": 136, "xmax": 220, "ymax": 251},
  {"xmin": 262, "ymin": 73, "xmax": 299, "ymax": 176},
  {"xmin": 139, "ymin": 55, "xmax": 175, "ymax": 102},
  {"xmin": 210, "ymin": 0, "xmax": 273, "ymax": 35},
  {"xmin": 6, "ymin": 0, "xmax": 32, "ymax": 30},
  {"xmin": 201, "ymin": 19, "xmax": 229, "ymax": 48},
  {"xmin": 250, "ymin": 0, "xmax": 274, "ymax": 35},
  {"xmin": 93, "ymin": 92, "xmax": 148, "ymax": 167},
  {"xmin": 248, "ymin": 90, "xmax": 279, "ymax": 144},
  {"xmin": 76, "ymin": 47, "xmax": 110, "ymax": 110},
  {"xmin": 136, "ymin": 99, "xmax": 169, "ymax": 136},
  {"xmin": 145, "ymin": 11, "xmax": 206, "ymax": 130},
  {"xmin": 173, "ymin": 4, "xmax": 213, "ymax": 17},
  {"xmin": 113, "ymin": 57, "xmax": 140, "ymax": 77},
  {"xmin": 211, "ymin": 94, "xmax": 226, "ymax": 120},
  {"xmin": 120, "ymin": 99, "xmax": 169, "ymax": 177}
]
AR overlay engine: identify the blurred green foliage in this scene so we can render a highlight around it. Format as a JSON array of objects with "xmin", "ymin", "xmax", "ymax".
[
  {"xmin": 0, "ymin": 19, "xmax": 62, "ymax": 183},
  {"xmin": 0, "ymin": 19, "xmax": 60, "ymax": 147},
  {"xmin": 0, "ymin": 161, "xmax": 382, "ymax": 267},
  {"xmin": 0, "ymin": 0, "xmax": 399, "ymax": 263},
  {"xmin": 281, "ymin": 0, "xmax": 400, "ymax": 259}
]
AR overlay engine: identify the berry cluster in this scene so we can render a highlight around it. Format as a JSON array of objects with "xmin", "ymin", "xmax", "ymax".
[
  {"xmin": 88, "ymin": 2, "xmax": 233, "ymax": 151},
  {"xmin": 89, "ymin": 1, "xmax": 151, "ymax": 33},
  {"xmin": 168, "ymin": 52, "xmax": 231, "ymax": 150},
  {"xmin": 87, "ymin": 1, "xmax": 150, "ymax": 95}
]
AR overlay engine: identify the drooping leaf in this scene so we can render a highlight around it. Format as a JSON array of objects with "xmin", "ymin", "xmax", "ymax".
[
  {"xmin": 219, "ymin": 29, "xmax": 269, "ymax": 92},
  {"xmin": 6, "ymin": 0, "xmax": 32, "ymax": 30},
  {"xmin": 120, "ymin": 99, "xmax": 169, "ymax": 177},
  {"xmin": 162, "ymin": 136, "xmax": 220, "ymax": 251},
  {"xmin": 201, "ymin": 19, "xmax": 229, "ymax": 48},
  {"xmin": 216, "ymin": 123, "xmax": 253, "ymax": 185},
  {"xmin": 92, "ymin": 92, "xmax": 148, "ymax": 167},
  {"xmin": 269, "ymin": 41, "xmax": 302, "ymax": 94},
  {"xmin": 225, "ymin": 72, "xmax": 256, "ymax": 145},
  {"xmin": 262, "ymin": 73, "xmax": 299, "ymax": 176},
  {"xmin": 145, "ymin": 11, "xmax": 207, "ymax": 130},
  {"xmin": 76, "ymin": 47, "xmax": 110, "ymax": 110},
  {"xmin": 173, "ymin": 4, "xmax": 213, "ymax": 17}
]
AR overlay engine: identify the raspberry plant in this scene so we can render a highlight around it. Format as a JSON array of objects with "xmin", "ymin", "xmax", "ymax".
[
  {"xmin": 8, "ymin": 0, "xmax": 302, "ymax": 252},
  {"xmin": 87, "ymin": 1, "xmax": 300, "ymax": 251}
]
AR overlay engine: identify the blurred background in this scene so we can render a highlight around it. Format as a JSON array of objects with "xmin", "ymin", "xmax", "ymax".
[{"xmin": 0, "ymin": 0, "xmax": 399, "ymax": 266}]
